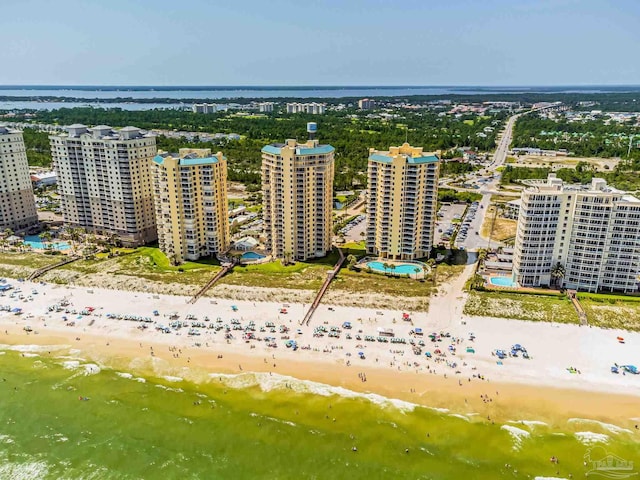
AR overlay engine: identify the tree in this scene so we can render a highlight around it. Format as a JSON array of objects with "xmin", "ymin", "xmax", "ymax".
[
  {"xmin": 551, "ymin": 262, "xmax": 566, "ymax": 288},
  {"xmin": 477, "ymin": 248, "xmax": 488, "ymax": 263},
  {"xmin": 346, "ymin": 254, "xmax": 357, "ymax": 270},
  {"xmin": 40, "ymin": 231, "xmax": 53, "ymax": 250},
  {"xmin": 389, "ymin": 264, "xmax": 396, "ymax": 276},
  {"xmin": 413, "ymin": 267, "xmax": 421, "ymax": 279}
]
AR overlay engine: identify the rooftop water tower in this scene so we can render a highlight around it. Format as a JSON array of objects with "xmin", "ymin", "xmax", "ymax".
[{"xmin": 307, "ymin": 122, "xmax": 317, "ymax": 140}]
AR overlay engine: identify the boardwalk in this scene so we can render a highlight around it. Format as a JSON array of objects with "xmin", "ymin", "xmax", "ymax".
[
  {"xmin": 188, "ymin": 263, "xmax": 233, "ymax": 304},
  {"xmin": 28, "ymin": 256, "xmax": 80, "ymax": 281},
  {"xmin": 301, "ymin": 248, "xmax": 345, "ymax": 326}
]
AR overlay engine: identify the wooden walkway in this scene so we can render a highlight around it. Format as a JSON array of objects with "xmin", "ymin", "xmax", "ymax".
[
  {"xmin": 301, "ymin": 248, "xmax": 345, "ymax": 326},
  {"xmin": 188, "ymin": 264, "xmax": 233, "ymax": 304},
  {"xmin": 567, "ymin": 289, "xmax": 588, "ymax": 326},
  {"xmin": 27, "ymin": 256, "xmax": 81, "ymax": 281}
]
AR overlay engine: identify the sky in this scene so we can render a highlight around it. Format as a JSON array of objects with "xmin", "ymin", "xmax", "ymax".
[{"xmin": 1, "ymin": 0, "xmax": 639, "ymax": 86}]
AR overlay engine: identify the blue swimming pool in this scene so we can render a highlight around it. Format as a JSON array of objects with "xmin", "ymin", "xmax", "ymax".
[
  {"xmin": 241, "ymin": 251, "xmax": 266, "ymax": 260},
  {"xmin": 23, "ymin": 235, "xmax": 70, "ymax": 251},
  {"xmin": 366, "ymin": 261, "xmax": 424, "ymax": 275},
  {"xmin": 489, "ymin": 277, "xmax": 516, "ymax": 287}
]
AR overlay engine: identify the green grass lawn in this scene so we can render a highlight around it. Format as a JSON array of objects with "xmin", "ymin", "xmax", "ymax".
[
  {"xmin": 333, "ymin": 268, "xmax": 434, "ymax": 299},
  {"xmin": 59, "ymin": 247, "xmax": 222, "ymax": 286},
  {"xmin": 341, "ymin": 242, "xmax": 366, "ymax": 256},
  {"xmin": 0, "ymin": 251, "xmax": 65, "ymax": 278},
  {"xmin": 464, "ymin": 291, "xmax": 578, "ymax": 323},
  {"xmin": 218, "ymin": 251, "xmax": 340, "ymax": 290},
  {"xmin": 578, "ymin": 295, "xmax": 640, "ymax": 331}
]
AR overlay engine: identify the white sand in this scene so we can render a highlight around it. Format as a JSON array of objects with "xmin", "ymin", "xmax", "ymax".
[{"xmin": 0, "ymin": 264, "xmax": 639, "ymax": 399}]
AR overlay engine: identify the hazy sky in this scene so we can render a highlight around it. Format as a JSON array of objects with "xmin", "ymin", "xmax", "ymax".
[{"xmin": 1, "ymin": 0, "xmax": 639, "ymax": 86}]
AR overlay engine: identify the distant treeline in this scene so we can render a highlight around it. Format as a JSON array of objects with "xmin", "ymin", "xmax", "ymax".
[
  {"xmin": 16, "ymin": 107, "xmax": 504, "ymax": 190},
  {"xmin": 2, "ymin": 91, "xmax": 640, "ymax": 109}
]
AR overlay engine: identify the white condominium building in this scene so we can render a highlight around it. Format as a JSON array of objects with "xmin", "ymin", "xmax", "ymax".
[
  {"xmin": 513, "ymin": 174, "xmax": 640, "ymax": 293},
  {"xmin": 0, "ymin": 126, "xmax": 38, "ymax": 231},
  {"xmin": 50, "ymin": 125, "xmax": 157, "ymax": 246},
  {"xmin": 366, "ymin": 143, "xmax": 439, "ymax": 260},
  {"xmin": 261, "ymin": 138, "xmax": 335, "ymax": 261},
  {"xmin": 152, "ymin": 148, "xmax": 229, "ymax": 263},
  {"xmin": 285, "ymin": 102, "xmax": 326, "ymax": 114}
]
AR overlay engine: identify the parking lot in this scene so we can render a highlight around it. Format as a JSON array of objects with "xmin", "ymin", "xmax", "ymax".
[
  {"xmin": 339, "ymin": 214, "xmax": 366, "ymax": 242},
  {"xmin": 453, "ymin": 201, "xmax": 480, "ymax": 246},
  {"xmin": 434, "ymin": 203, "xmax": 467, "ymax": 245}
]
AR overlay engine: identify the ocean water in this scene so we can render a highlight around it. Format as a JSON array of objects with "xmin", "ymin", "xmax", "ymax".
[{"xmin": 0, "ymin": 347, "xmax": 638, "ymax": 479}]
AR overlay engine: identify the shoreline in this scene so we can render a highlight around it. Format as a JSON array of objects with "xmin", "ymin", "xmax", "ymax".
[{"xmin": 0, "ymin": 275, "xmax": 639, "ymax": 429}]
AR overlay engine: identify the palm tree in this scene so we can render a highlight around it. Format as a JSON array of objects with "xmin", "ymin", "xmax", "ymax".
[
  {"xmin": 40, "ymin": 231, "xmax": 53, "ymax": 251},
  {"xmin": 551, "ymin": 262, "xmax": 566, "ymax": 288},
  {"xmin": 382, "ymin": 262, "xmax": 390, "ymax": 275},
  {"xmin": 477, "ymin": 248, "xmax": 488, "ymax": 264},
  {"xmin": 389, "ymin": 264, "xmax": 396, "ymax": 276},
  {"xmin": 3, "ymin": 228, "xmax": 13, "ymax": 239},
  {"xmin": 413, "ymin": 267, "xmax": 421, "ymax": 280},
  {"xmin": 346, "ymin": 254, "xmax": 357, "ymax": 270}
]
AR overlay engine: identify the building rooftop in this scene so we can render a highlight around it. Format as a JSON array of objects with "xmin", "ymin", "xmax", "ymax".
[
  {"xmin": 153, "ymin": 148, "xmax": 225, "ymax": 167},
  {"xmin": 523, "ymin": 174, "xmax": 640, "ymax": 202},
  {"xmin": 262, "ymin": 139, "xmax": 334, "ymax": 156},
  {"xmin": 0, "ymin": 125, "xmax": 19, "ymax": 135},
  {"xmin": 58, "ymin": 124, "xmax": 152, "ymax": 140},
  {"xmin": 369, "ymin": 143, "xmax": 439, "ymax": 164}
]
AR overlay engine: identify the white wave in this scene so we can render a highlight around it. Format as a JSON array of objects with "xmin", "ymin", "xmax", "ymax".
[
  {"xmin": 0, "ymin": 434, "xmax": 14, "ymax": 444},
  {"xmin": 210, "ymin": 372, "xmax": 418, "ymax": 413},
  {"xmin": 134, "ymin": 377, "xmax": 146, "ymax": 383},
  {"xmin": 501, "ymin": 425, "xmax": 530, "ymax": 451},
  {"xmin": 574, "ymin": 431, "xmax": 609, "ymax": 445},
  {"xmin": 534, "ymin": 477, "xmax": 569, "ymax": 480},
  {"xmin": 508, "ymin": 420, "xmax": 548, "ymax": 429},
  {"xmin": 162, "ymin": 375, "xmax": 183, "ymax": 383},
  {"xmin": 21, "ymin": 353, "xmax": 39, "ymax": 358},
  {"xmin": 568, "ymin": 418, "xmax": 632, "ymax": 435},
  {"xmin": 428, "ymin": 407, "xmax": 450, "ymax": 414},
  {"xmin": 83, "ymin": 364, "xmax": 100, "ymax": 375},
  {"xmin": 0, "ymin": 344, "xmax": 70, "ymax": 353},
  {"xmin": 154, "ymin": 384, "xmax": 183, "ymax": 393},
  {"xmin": 62, "ymin": 360, "xmax": 80, "ymax": 370},
  {"xmin": 115, "ymin": 372, "xmax": 133, "ymax": 379},
  {"xmin": 250, "ymin": 412, "xmax": 297, "ymax": 427},
  {"xmin": 0, "ymin": 352, "xmax": 5, "ymax": 355},
  {"xmin": 0, "ymin": 459, "xmax": 50, "ymax": 480},
  {"xmin": 448, "ymin": 413, "xmax": 470, "ymax": 422}
]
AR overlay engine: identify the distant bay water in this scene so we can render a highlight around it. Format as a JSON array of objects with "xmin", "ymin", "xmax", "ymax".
[{"xmin": 0, "ymin": 85, "xmax": 638, "ymax": 111}]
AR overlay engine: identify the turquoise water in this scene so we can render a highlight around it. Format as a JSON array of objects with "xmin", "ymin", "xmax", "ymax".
[
  {"xmin": 0, "ymin": 347, "xmax": 638, "ymax": 479},
  {"xmin": 490, "ymin": 277, "xmax": 517, "ymax": 287},
  {"xmin": 366, "ymin": 261, "xmax": 423, "ymax": 275},
  {"xmin": 23, "ymin": 235, "xmax": 70, "ymax": 251},
  {"xmin": 241, "ymin": 251, "xmax": 266, "ymax": 260}
]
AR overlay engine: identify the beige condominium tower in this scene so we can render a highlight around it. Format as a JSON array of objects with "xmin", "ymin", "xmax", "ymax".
[
  {"xmin": 152, "ymin": 148, "xmax": 229, "ymax": 264},
  {"xmin": 262, "ymin": 135, "xmax": 335, "ymax": 261},
  {"xmin": 513, "ymin": 174, "xmax": 640, "ymax": 293},
  {"xmin": 50, "ymin": 125, "xmax": 157, "ymax": 246},
  {"xmin": 0, "ymin": 126, "xmax": 38, "ymax": 232},
  {"xmin": 366, "ymin": 143, "xmax": 440, "ymax": 260}
]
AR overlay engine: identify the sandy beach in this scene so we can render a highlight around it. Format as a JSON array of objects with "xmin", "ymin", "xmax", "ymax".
[{"xmin": 1, "ymin": 268, "xmax": 639, "ymax": 428}]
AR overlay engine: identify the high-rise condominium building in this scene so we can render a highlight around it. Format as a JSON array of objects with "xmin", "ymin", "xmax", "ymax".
[
  {"xmin": 358, "ymin": 98, "xmax": 376, "ymax": 110},
  {"xmin": 258, "ymin": 102, "xmax": 274, "ymax": 113},
  {"xmin": 366, "ymin": 143, "xmax": 439, "ymax": 260},
  {"xmin": 262, "ymin": 138, "xmax": 335, "ymax": 261},
  {"xmin": 50, "ymin": 124, "xmax": 157, "ymax": 246},
  {"xmin": 152, "ymin": 148, "xmax": 229, "ymax": 263},
  {"xmin": 513, "ymin": 174, "xmax": 640, "ymax": 293},
  {"xmin": 285, "ymin": 102, "xmax": 326, "ymax": 114},
  {"xmin": 0, "ymin": 126, "xmax": 38, "ymax": 232}
]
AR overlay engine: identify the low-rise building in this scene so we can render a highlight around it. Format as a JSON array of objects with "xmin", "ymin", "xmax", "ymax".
[{"xmin": 31, "ymin": 171, "xmax": 57, "ymax": 189}]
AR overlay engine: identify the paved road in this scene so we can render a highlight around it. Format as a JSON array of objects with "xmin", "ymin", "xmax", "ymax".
[{"xmin": 455, "ymin": 113, "xmax": 521, "ymax": 251}]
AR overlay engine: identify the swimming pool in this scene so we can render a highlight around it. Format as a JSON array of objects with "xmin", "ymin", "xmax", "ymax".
[
  {"xmin": 241, "ymin": 251, "xmax": 266, "ymax": 261},
  {"xmin": 366, "ymin": 261, "xmax": 424, "ymax": 275},
  {"xmin": 23, "ymin": 235, "xmax": 71, "ymax": 251},
  {"xmin": 489, "ymin": 276, "xmax": 516, "ymax": 287}
]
